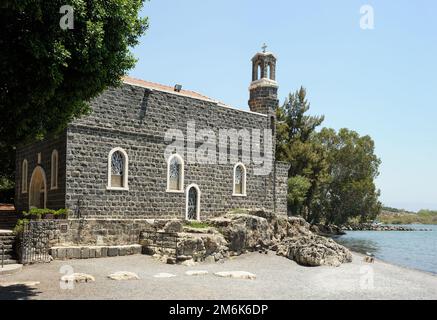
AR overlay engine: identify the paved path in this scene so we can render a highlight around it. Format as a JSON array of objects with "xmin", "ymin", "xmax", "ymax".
[{"xmin": 0, "ymin": 252, "xmax": 436, "ymax": 300}]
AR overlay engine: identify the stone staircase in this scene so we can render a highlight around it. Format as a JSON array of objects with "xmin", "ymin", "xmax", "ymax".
[
  {"xmin": 0, "ymin": 210, "xmax": 19, "ymax": 230},
  {"xmin": 0, "ymin": 230, "xmax": 18, "ymax": 265}
]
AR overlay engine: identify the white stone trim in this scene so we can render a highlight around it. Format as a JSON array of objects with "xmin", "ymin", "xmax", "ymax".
[
  {"xmin": 50, "ymin": 149, "xmax": 59, "ymax": 190},
  {"xmin": 249, "ymin": 78, "xmax": 278, "ymax": 90},
  {"xmin": 29, "ymin": 165, "xmax": 47, "ymax": 209},
  {"xmin": 185, "ymin": 183, "xmax": 201, "ymax": 221},
  {"xmin": 166, "ymin": 153, "xmax": 184, "ymax": 193},
  {"xmin": 107, "ymin": 147, "xmax": 129, "ymax": 191},
  {"xmin": 21, "ymin": 159, "xmax": 28, "ymax": 194},
  {"xmin": 232, "ymin": 162, "xmax": 247, "ymax": 197}
]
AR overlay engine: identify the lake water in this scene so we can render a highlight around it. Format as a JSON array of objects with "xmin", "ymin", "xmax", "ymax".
[{"xmin": 334, "ymin": 224, "xmax": 437, "ymax": 274}]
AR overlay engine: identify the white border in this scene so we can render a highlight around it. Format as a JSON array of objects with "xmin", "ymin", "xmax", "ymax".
[
  {"xmin": 50, "ymin": 149, "xmax": 59, "ymax": 190},
  {"xmin": 232, "ymin": 162, "xmax": 247, "ymax": 197},
  {"xmin": 21, "ymin": 159, "xmax": 28, "ymax": 194},
  {"xmin": 107, "ymin": 147, "xmax": 129, "ymax": 191},
  {"xmin": 185, "ymin": 183, "xmax": 201, "ymax": 221},
  {"xmin": 29, "ymin": 165, "xmax": 47, "ymax": 209},
  {"xmin": 166, "ymin": 154, "xmax": 184, "ymax": 193}
]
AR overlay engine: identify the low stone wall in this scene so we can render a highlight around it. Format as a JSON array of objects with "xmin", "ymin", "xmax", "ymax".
[
  {"xmin": 52, "ymin": 218, "xmax": 162, "ymax": 246},
  {"xmin": 50, "ymin": 244, "xmax": 142, "ymax": 260}
]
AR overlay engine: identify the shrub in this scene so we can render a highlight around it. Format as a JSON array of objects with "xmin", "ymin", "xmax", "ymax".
[
  {"xmin": 13, "ymin": 219, "xmax": 29, "ymax": 234},
  {"xmin": 184, "ymin": 221, "xmax": 211, "ymax": 229}
]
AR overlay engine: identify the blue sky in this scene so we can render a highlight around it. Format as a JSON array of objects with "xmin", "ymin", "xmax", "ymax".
[{"xmin": 129, "ymin": 0, "xmax": 437, "ymax": 211}]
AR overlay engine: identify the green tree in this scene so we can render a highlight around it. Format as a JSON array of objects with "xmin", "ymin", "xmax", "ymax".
[
  {"xmin": 313, "ymin": 128, "xmax": 382, "ymax": 224},
  {"xmin": 276, "ymin": 87, "xmax": 328, "ymax": 218},
  {"xmin": 0, "ymin": 0, "xmax": 148, "ymax": 187}
]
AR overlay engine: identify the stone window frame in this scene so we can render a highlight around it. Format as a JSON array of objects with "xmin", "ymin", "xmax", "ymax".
[
  {"xmin": 185, "ymin": 183, "xmax": 201, "ymax": 221},
  {"xmin": 107, "ymin": 147, "xmax": 129, "ymax": 191},
  {"xmin": 232, "ymin": 162, "xmax": 247, "ymax": 197},
  {"xmin": 50, "ymin": 149, "xmax": 59, "ymax": 190},
  {"xmin": 166, "ymin": 153, "xmax": 185, "ymax": 193},
  {"xmin": 22, "ymin": 159, "xmax": 28, "ymax": 194}
]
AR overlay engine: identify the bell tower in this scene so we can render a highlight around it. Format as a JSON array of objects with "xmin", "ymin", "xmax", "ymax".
[{"xmin": 248, "ymin": 44, "xmax": 279, "ymax": 116}]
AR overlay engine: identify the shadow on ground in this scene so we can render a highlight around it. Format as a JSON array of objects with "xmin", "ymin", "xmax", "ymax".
[{"xmin": 0, "ymin": 284, "xmax": 41, "ymax": 300}]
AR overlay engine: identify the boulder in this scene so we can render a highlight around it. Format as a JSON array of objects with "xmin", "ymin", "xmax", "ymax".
[
  {"xmin": 208, "ymin": 214, "xmax": 272, "ymax": 253},
  {"xmin": 163, "ymin": 220, "xmax": 183, "ymax": 233},
  {"xmin": 276, "ymin": 235, "xmax": 352, "ymax": 267},
  {"xmin": 61, "ymin": 273, "xmax": 95, "ymax": 283},
  {"xmin": 177, "ymin": 232, "xmax": 228, "ymax": 262},
  {"xmin": 107, "ymin": 271, "xmax": 140, "ymax": 281}
]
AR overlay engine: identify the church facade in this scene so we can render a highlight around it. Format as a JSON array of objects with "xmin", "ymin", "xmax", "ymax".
[{"xmin": 14, "ymin": 50, "xmax": 289, "ymax": 220}]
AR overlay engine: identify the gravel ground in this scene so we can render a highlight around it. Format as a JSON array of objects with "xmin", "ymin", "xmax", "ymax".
[{"xmin": 0, "ymin": 252, "xmax": 436, "ymax": 300}]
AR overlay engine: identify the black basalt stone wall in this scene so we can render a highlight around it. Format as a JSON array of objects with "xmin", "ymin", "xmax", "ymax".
[
  {"xmin": 64, "ymin": 83, "xmax": 287, "ymax": 219},
  {"xmin": 15, "ymin": 133, "xmax": 67, "ymax": 212}
]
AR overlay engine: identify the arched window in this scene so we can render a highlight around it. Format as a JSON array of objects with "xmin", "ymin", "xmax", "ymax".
[
  {"xmin": 233, "ymin": 163, "xmax": 247, "ymax": 196},
  {"xmin": 257, "ymin": 63, "xmax": 262, "ymax": 80},
  {"xmin": 167, "ymin": 154, "xmax": 184, "ymax": 192},
  {"xmin": 22, "ymin": 159, "xmax": 28, "ymax": 193},
  {"xmin": 51, "ymin": 149, "xmax": 59, "ymax": 190},
  {"xmin": 107, "ymin": 147, "xmax": 129, "ymax": 190},
  {"xmin": 186, "ymin": 184, "xmax": 200, "ymax": 220}
]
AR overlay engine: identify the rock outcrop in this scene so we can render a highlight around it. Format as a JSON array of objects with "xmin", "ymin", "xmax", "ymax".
[
  {"xmin": 310, "ymin": 224, "xmax": 346, "ymax": 236},
  {"xmin": 276, "ymin": 235, "xmax": 352, "ymax": 267},
  {"xmin": 140, "ymin": 209, "xmax": 352, "ymax": 268}
]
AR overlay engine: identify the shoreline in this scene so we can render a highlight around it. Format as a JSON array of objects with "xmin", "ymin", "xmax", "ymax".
[
  {"xmin": 1, "ymin": 251, "xmax": 437, "ymax": 299},
  {"xmin": 350, "ymin": 250, "xmax": 437, "ymax": 277}
]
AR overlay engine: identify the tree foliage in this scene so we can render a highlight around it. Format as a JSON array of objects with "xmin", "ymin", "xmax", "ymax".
[
  {"xmin": 312, "ymin": 128, "xmax": 382, "ymax": 224},
  {"xmin": 0, "ymin": 0, "xmax": 148, "ymax": 184},
  {"xmin": 276, "ymin": 87, "xmax": 382, "ymax": 224},
  {"xmin": 276, "ymin": 87, "xmax": 328, "ymax": 218}
]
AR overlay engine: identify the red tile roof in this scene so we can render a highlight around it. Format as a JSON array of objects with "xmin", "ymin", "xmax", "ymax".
[
  {"xmin": 122, "ymin": 76, "xmax": 214, "ymax": 102},
  {"xmin": 0, "ymin": 204, "xmax": 15, "ymax": 211}
]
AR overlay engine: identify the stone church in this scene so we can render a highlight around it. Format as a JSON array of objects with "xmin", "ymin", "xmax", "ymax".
[{"xmin": 14, "ymin": 50, "xmax": 289, "ymax": 220}]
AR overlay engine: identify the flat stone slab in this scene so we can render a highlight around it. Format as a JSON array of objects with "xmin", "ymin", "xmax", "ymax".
[
  {"xmin": 0, "ymin": 264, "xmax": 22, "ymax": 276},
  {"xmin": 107, "ymin": 271, "xmax": 140, "ymax": 281},
  {"xmin": 185, "ymin": 270, "xmax": 208, "ymax": 276},
  {"xmin": 51, "ymin": 244, "xmax": 142, "ymax": 260},
  {"xmin": 61, "ymin": 273, "xmax": 95, "ymax": 283},
  {"xmin": 0, "ymin": 281, "xmax": 40, "ymax": 287},
  {"xmin": 214, "ymin": 271, "xmax": 256, "ymax": 280},
  {"xmin": 153, "ymin": 272, "xmax": 176, "ymax": 278},
  {"xmin": 181, "ymin": 259, "xmax": 197, "ymax": 267}
]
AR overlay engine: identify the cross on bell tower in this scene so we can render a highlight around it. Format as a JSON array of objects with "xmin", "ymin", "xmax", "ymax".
[{"xmin": 262, "ymin": 43, "xmax": 267, "ymax": 53}]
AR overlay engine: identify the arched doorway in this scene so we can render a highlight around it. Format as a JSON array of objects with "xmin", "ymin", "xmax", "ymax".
[
  {"xmin": 185, "ymin": 184, "xmax": 200, "ymax": 220},
  {"xmin": 29, "ymin": 166, "xmax": 47, "ymax": 209}
]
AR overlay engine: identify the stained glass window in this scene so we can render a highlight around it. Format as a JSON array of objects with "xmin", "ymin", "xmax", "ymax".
[
  {"xmin": 168, "ymin": 155, "xmax": 182, "ymax": 191},
  {"xmin": 187, "ymin": 187, "xmax": 197, "ymax": 220},
  {"xmin": 234, "ymin": 164, "xmax": 245, "ymax": 195},
  {"xmin": 111, "ymin": 151, "xmax": 124, "ymax": 187}
]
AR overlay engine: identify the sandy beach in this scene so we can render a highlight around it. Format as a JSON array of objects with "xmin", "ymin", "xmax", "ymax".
[{"xmin": 1, "ymin": 251, "xmax": 436, "ymax": 300}]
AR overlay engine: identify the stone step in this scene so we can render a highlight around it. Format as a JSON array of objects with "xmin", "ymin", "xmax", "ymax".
[
  {"xmin": 0, "ymin": 259, "xmax": 19, "ymax": 265},
  {"xmin": 0, "ymin": 253, "xmax": 16, "ymax": 261}
]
